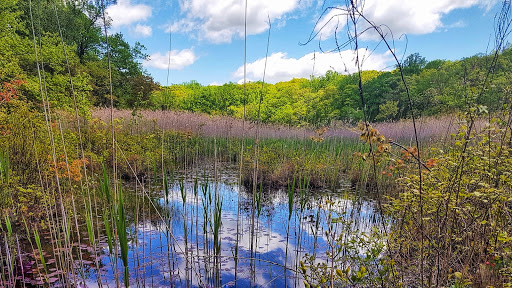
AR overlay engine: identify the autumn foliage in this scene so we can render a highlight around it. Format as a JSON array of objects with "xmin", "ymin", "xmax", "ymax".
[
  {"xmin": 0, "ymin": 79, "xmax": 25, "ymax": 103},
  {"xmin": 50, "ymin": 156, "xmax": 89, "ymax": 182}
]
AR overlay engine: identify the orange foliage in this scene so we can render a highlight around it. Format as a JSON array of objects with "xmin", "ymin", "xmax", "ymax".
[
  {"xmin": 50, "ymin": 156, "xmax": 89, "ymax": 182},
  {"xmin": 0, "ymin": 124, "xmax": 11, "ymax": 136},
  {"xmin": 310, "ymin": 127, "xmax": 327, "ymax": 142},
  {"xmin": 401, "ymin": 146, "xmax": 418, "ymax": 160},
  {"xmin": 355, "ymin": 123, "xmax": 391, "ymax": 163},
  {"xmin": 425, "ymin": 158, "xmax": 438, "ymax": 168},
  {"xmin": 0, "ymin": 79, "xmax": 25, "ymax": 102}
]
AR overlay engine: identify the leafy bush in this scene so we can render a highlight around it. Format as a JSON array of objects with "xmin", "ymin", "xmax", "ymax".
[
  {"xmin": 300, "ymin": 199, "xmax": 394, "ymax": 287},
  {"xmin": 386, "ymin": 111, "xmax": 512, "ymax": 286}
]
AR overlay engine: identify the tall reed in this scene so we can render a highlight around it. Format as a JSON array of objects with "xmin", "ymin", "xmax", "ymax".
[{"xmin": 116, "ymin": 184, "xmax": 129, "ymax": 287}]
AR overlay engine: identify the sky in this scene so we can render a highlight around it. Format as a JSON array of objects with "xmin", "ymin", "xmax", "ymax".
[{"xmin": 103, "ymin": 0, "xmax": 506, "ymax": 86}]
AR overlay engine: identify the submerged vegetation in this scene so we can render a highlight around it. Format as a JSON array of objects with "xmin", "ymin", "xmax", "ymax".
[{"xmin": 1, "ymin": 0, "xmax": 512, "ymax": 287}]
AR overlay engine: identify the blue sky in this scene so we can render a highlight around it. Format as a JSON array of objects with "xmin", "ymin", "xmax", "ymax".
[{"xmin": 104, "ymin": 0, "xmax": 505, "ymax": 86}]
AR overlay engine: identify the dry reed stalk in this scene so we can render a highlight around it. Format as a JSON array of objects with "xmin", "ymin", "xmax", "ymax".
[{"xmin": 92, "ymin": 108, "xmax": 477, "ymax": 144}]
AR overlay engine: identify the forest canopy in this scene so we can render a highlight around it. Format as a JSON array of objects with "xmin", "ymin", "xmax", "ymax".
[
  {"xmin": 3, "ymin": 0, "xmax": 512, "ymax": 126},
  {"xmin": 152, "ymin": 50, "xmax": 512, "ymax": 126},
  {"xmin": 1, "ymin": 0, "xmax": 156, "ymax": 113}
]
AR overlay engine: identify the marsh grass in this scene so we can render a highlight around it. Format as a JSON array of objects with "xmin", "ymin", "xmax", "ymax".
[
  {"xmin": 93, "ymin": 108, "xmax": 465, "ymax": 142},
  {"xmin": 33, "ymin": 228, "xmax": 46, "ymax": 273},
  {"xmin": 4, "ymin": 2, "xmax": 509, "ymax": 288},
  {"xmin": 91, "ymin": 108, "xmax": 456, "ymax": 191},
  {"xmin": 115, "ymin": 184, "xmax": 129, "ymax": 288},
  {"xmin": 0, "ymin": 99, "xmax": 391, "ymax": 287}
]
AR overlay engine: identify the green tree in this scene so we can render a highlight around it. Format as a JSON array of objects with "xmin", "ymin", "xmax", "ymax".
[
  {"xmin": 401, "ymin": 52, "xmax": 427, "ymax": 75},
  {"xmin": 19, "ymin": 0, "xmax": 103, "ymax": 62},
  {"xmin": 0, "ymin": 0, "xmax": 26, "ymax": 83},
  {"xmin": 103, "ymin": 33, "xmax": 147, "ymax": 76},
  {"xmin": 99, "ymin": 33, "xmax": 153, "ymax": 107},
  {"xmin": 375, "ymin": 100, "xmax": 399, "ymax": 121}
]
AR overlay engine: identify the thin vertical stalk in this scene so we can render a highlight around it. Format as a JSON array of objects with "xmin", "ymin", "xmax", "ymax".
[
  {"xmin": 15, "ymin": 235, "xmax": 26, "ymax": 288},
  {"xmin": 4, "ymin": 236, "xmax": 14, "ymax": 287},
  {"xmin": 27, "ymin": 3, "xmax": 69, "ymax": 283},
  {"xmin": 166, "ymin": 0, "xmax": 173, "ymax": 109},
  {"xmin": 235, "ymin": 1, "xmax": 249, "ymax": 286},
  {"xmin": 100, "ymin": 0, "xmax": 118, "ymax": 200}
]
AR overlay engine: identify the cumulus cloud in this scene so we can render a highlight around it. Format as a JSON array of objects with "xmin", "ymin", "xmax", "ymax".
[
  {"xmin": 445, "ymin": 20, "xmax": 467, "ymax": 29},
  {"xmin": 314, "ymin": 7, "xmax": 348, "ymax": 40},
  {"xmin": 233, "ymin": 49, "xmax": 392, "ymax": 84},
  {"xmin": 134, "ymin": 24, "xmax": 152, "ymax": 37},
  {"xmin": 144, "ymin": 49, "xmax": 197, "ymax": 70},
  {"xmin": 105, "ymin": 0, "xmax": 152, "ymax": 28},
  {"xmin": 171, "ymin": 0, "xmax": 302, "ymax": 43},
  {"xmin": 314, "ymin": 0, "xmax": 499, "ymax": 40},
  {"xmin": 166, "ymin": 19, "xmax": 197, "ymax": 34}
]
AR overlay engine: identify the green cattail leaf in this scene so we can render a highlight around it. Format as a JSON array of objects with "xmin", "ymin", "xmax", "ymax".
[
  {"xmin": 116, "ymin": 184, "xmax": 129, "ymax": 287},
  {"xmin": 101, "ymin": 162, "xmax": 111, "ymax": 204},
  {"xmin": 34, "ymin": 228, "xmax": 47, "ymax": 272},
  {"xmin": 103, "ymin": 210, "xmax": 113, "ymax": 255},
  {"xmin": 5, "ymin": 215, "xmax": 12, "ymax": 237},
  {"xmin": 163, "ymin": 166, "xmax": 169, "ymax": 201}
]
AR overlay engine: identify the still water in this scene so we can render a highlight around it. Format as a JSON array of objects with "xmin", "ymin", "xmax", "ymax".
[{"xmin": 27, "ymin": 165, "xmax": 378, "ymax": 287}]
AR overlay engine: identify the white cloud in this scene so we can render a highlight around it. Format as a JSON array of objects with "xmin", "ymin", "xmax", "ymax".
[
  {"xmin": 172, "ymin": 0, "xmax": 303, "ymax": 43},
  {"xmin": 233, "ymin": 49, "xmax": 392, "ymax": 84},
  {"xmin": 165, "ymin": 19, "xmax": 197, "ymax": 34},
  {"xmin": 314, "ymin": 6, "xmax": 348, "ymax": 40},
  {"xmin": 144, "ymin": 49, "xmax": 197, "ymax": 70},
  {"xmin": 315, "ymin": 0, "xmax": 499, "ymax": 40},
  {"xmin": 105, "ymin": 0, "xmax": 152, "ymax": 28},
  {"xmin": 445, "ymin": 20, "xmax": 466, "ymax": 29},
  {"xmin": 134, "ymin": 24, "xmax": 152, "ymax": 37}
]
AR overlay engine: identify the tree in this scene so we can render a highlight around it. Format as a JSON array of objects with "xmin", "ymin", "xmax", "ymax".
[
  {"xmin": 125, "ymin": 75, "xmax": 158, "ymax": 108},
  {"xmin": 0, "ymin": 0, "xmax": 25, "ymax": 83},
  {"xmin": 103, "ymin": 33, "xmax": 147, "ymax": 76},
  {"xmin": 19, "ymin": 0, "xmax": 103, "ymax": 62},
  {"xmin": 401, "ymin": 53, "xmax": 427, "ymax": 75},
  {"xmin": 424, "ymin": 59, "xmax": 445, "ymax": 70},
  {"xmin": 375, "ymin": 100, "xmax": 399, "ymax": 121},
  {"xmin": 97, "ymin": 33, "xmax": 152, "ymax": 108}
]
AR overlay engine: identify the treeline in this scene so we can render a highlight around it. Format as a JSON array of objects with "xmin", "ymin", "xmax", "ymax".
[
  {"xmin": 152, "ymin": 50, "xmax": 512, "ymax": 126},
  {"xmin": 2, "ymin": 0, "xmax": 512, "ymax": 127},
  {"xmin": 0, "ymin": 0, "xmax": 157, "ymax": 114}
]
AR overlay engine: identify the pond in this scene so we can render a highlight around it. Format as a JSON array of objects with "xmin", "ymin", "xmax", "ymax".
[{"xmin": 23, "ymin": 164, "xmax": 380, "ymax": 287}]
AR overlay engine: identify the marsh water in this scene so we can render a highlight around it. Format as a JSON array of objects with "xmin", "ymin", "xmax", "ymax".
[{"xmin": 24, "ymin": 164, "xmax": 379, "ymax": 287}]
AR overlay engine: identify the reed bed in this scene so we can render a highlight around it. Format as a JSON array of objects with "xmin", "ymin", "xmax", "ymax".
[
  {"xmin": 0, "ymin": 100, "xmax": 388, "ymax": 287},
  {"xmin": 1, "ymin": 0, "xmax": 509, "ymax": 286},
  {"xmin": 3, "ymin": 99, "xmax": 498, "ymax": 287},
  {"xmin": 92, "ymin": 108, "xmax": 474, "ymax": 143},
  {"xmin": 92, "ymin": 108, "xmax": 317, "ymax": 139}
]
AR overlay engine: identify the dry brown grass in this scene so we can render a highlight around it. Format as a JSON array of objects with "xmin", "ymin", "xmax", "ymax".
[
  {"xmin": 92, "ymin": 109, "xmax": 477, "ymax": 143},
  {"xmin": 92, "ymin": 108, "xmax": 318, "ymax": 139}
]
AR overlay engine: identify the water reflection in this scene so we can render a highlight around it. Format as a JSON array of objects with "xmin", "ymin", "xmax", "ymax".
[{"xmin": 80, "ymin": 167, "xmax": 378, "ymax": 287}]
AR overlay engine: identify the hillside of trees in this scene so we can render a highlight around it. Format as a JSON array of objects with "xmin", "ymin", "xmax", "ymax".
[
  {"xmin": 0, "ymin": 0, "xmax": 157, "ymax": 114},
  {"xmin": 2, "ymin": 0, "xmax": 512, "ymax": 127},
  {"xmin": 152, "ymin": 50, "xmax": 512, "ymax": 126}
]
